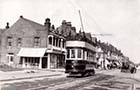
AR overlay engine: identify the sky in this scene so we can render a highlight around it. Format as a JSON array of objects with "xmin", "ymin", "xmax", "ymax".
[{"xmin": 0, "ymin": 0, "xmax": 140, "ymax": 63}]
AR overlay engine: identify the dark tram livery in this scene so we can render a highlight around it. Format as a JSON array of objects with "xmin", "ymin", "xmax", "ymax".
[{"xmin": 65, "ymin": 40, "xmax": 97, "ymax": 76}]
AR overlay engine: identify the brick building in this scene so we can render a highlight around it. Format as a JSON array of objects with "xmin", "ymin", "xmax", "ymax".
[{"xmin": 0, "ymin": 16, "xmax": 66, "ymax": 69}]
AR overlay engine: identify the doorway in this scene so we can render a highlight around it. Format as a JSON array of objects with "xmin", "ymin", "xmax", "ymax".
[{"xmin": 42, "ymin": 57, "xmax": 47, "ymax": 68}]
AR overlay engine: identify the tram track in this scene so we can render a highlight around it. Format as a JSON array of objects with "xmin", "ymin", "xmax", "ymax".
[
  {"xmin": 3, "ymin": 76, "xmax": 73, "ymax": 90},
  {"xmin": 63, "ymin": 74, "xmax": 115, "ymax": 90},
  {"xmin": 25, "ymin": 76, "xmax": 77, "ymax": 90},
  {"xmin": 2, "ymin": 71, "xmax": 136, "ymax": 90},
  {"xmin": 25, "ymin": 74, "xmax": 106, "ymax": 90}
]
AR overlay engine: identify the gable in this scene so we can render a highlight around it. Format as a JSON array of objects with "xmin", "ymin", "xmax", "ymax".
[{"xmin": 4, "ymin": 17, "xmax": 46, "ymax": 37}]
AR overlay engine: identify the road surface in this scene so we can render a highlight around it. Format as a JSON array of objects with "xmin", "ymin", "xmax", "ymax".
[{"xmin": 1, "ymin": 69, "xmax": 140, "ymax": 90}]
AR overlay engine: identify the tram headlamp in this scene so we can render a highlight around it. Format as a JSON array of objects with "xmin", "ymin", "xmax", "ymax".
[{"xmin": 72, "ymin": 60, "xmax": 77, "ymax": 63}]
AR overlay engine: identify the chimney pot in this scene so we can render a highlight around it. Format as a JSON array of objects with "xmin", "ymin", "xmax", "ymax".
[
  {"xmin": 6, "ymin": 22, "xmax": 10, "ymax": 29},
  {"xmin": 45, "ymin": 18, "xmax": 50, "ymax": 22},
  {"xmin": 20, "ymin": 15, "xmax": 23, "ymax": 18}
]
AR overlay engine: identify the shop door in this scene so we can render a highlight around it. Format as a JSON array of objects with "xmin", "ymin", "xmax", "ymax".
[{"xmin": 42, "ymin": 57, "xmax": 47, "ymax": 68}]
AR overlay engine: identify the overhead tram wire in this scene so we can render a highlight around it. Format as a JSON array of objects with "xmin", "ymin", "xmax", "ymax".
[
  {"xmin": 68, "ymin": 0, "xmax": 112, "ymax": 36},
  {"xmin": 67, "ymin": 0, "xmax": 83, "ymax": 31},
  {"xmin": 68, "ymin": 0, "xmax": 86, "ymax": 33},
  {"xmin": 68, "ymin": 0, "xmax": 102, "ymax": 32},
  {"xmin": 78, "ymin": 6, "xmax": 109, "ymax": 36}
]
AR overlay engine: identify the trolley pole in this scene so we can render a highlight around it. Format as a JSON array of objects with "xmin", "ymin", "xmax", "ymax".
[{"xmin": 78, "ymin": 10, "xmax": 84, "ymax": 32}]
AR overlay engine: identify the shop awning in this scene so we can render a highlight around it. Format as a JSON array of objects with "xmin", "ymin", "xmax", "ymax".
[{"xmin": 17, "ymin": 48, "xmax": 47, "ymax": 57}]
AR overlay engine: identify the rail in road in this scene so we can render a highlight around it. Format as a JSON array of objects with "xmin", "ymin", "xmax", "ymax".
[
  {"xmin": 2, "ymin": 73, "xmax": 136, "ymax": 90},
  {"xmin": 2, "ymin": 69, "xmax": 140, "ymax": 90}
]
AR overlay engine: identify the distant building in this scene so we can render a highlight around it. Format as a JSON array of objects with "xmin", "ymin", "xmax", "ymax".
[
  {"xmin": 96, "ymin": 41, "xmax": 124, "ymax": 69},
  {"xmin": 56, "ymin": 20, "xmax": 76, "ymax": 37},
  {"xmin": 0, "ymin": 16, "xmax": 66, "ymax": 69}
]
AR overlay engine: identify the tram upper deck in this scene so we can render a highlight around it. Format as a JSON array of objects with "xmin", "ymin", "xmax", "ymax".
[
  {"xmin": 66, "ymin": 40, "xmax": 97, "ymax": 62},
  {"xmin": 66, "ymin": 41, "xmax": 96, "ymax": 52}
]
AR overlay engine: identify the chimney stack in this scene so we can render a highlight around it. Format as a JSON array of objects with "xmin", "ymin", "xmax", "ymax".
[
  {"xmin": 52, "ymin": 25, "xmax": 55, "ymax": 30},
  {"xmin": 62, "ymin": 20, "xmax": 66, "ymax": 25},
  {"xmin": 5, "ymin": 22, "xmax": 10, "ymax": 29},
  {"xmin": 44, "ymin": 18, "xmax": 51, "ymax": 29},
  {"xmin": 67, "ymin": 22, "xmax": 71, "ymax": 27}
]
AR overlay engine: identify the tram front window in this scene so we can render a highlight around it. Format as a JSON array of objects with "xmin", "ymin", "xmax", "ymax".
[
  {"xmin": 77, "ymin": 49, "xmax": 82, "ymax": 58},
  {"xmin": 71, "ymin": 49, "xmax": 75, "ymax": 58},
  {"xmin": 67, "ymin": 49, "xmax": 70, "ymax": 58}
]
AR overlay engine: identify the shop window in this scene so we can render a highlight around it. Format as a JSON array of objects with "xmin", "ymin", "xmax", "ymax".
[
  {"xmin": 34, "ymin": 37, "xmax": 40, "ymax": 46},
  {"xmin": 7, "ymin": 37, "xmax": 12, "ymax": 46}
]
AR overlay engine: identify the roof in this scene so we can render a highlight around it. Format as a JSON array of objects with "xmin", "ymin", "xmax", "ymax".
[
  {"xmin": 85, "ymin": 33, "xmax": 92, "ymax": 40},
  {"xmin": 0, "ymin": 29, "xmax": 6, "ymax": 34},
  {"xmin": 20, "ymin": 17, "xmax": 45, "ymax": 30},
  {"xmin": 4, "ymin": 16, "xmax": 46, "ymax": 35}
]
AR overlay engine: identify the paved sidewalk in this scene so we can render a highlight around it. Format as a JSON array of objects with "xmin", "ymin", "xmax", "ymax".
[{"xmin": 0, "ymin": 69, "xmax": 65, "ymax": 82}]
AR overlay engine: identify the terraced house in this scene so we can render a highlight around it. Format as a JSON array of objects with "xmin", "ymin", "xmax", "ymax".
[{"xmin": 0, "ymin": 16, "xmax": 66, "ymax": 69}]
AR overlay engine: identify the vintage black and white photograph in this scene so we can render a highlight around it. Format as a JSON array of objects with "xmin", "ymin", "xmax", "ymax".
[{"xmin": 0, "ymin": 0, "xmax": 140, "ymax": 90}]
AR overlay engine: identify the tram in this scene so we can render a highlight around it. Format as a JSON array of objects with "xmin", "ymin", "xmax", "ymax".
[{"xmin": 65, "ymin": 40, "xmax": 97, "ymax": 76}]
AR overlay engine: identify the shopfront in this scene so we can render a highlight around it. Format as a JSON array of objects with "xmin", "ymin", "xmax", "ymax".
[{"xmin": 17, "ymin": 48, "xmax": 48, "ymax": 69}]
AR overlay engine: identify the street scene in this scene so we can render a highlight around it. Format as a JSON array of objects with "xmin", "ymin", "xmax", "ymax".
[
  {"xmin": 1, "ymin": 69, "xmax": 140, "ymax": 90},
  {"xmin": 1, "ymin": 0, "xmax": 140, "ymax": 90}
]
